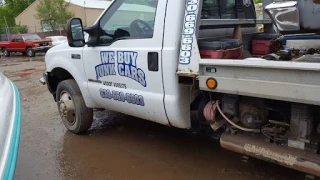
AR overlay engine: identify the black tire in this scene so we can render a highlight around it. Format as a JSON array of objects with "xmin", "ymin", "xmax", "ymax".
[
  {"xmin": 198, "ymin": 39, "xmax": 241, "ymax": 50},
  {"xmin": 2, "ymin": 48, "xmax": 10, "ymax": 57},
  {"xmin": 198, "ymin": 40, "xmax": 224, "ymax": 50},
  {"xmin": 56, "ymin": 80, "xmax": 93, "ymax": 134},
  {"xmin": 26, "ymin": 47, "xmax": 35, "ymax": 57}
]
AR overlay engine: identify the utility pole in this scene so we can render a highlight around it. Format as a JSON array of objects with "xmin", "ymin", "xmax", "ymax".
[
  {"xmin": 3, "ymin": 16, "xmax": 10, "ymax": 40},
  {"xmin": 84, "ymin": 1, "xmax": 87, "ymax": 27}
]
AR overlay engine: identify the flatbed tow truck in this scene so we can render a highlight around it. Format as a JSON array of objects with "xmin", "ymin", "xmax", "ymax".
[{"xmin": 40, "ymin": 0, "xmax": 320, "ymax": 178}]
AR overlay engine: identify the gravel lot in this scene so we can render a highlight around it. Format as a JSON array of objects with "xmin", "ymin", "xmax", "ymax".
[{"xmin": 0, "ymin": 55, "xmax": 306, "ymax": 180}]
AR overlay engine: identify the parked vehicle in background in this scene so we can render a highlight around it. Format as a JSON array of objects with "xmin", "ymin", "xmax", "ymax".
[
  {"xmin": 45, "ymin": 36, "xmax": 67, "ymax": 46},
  {"xmin": 0, "ymin": 34, "xmax": 52, "ymax": 57},
  {"xmin": 0, "ymin": 72, "xmax": 21, "ymax": 180}
]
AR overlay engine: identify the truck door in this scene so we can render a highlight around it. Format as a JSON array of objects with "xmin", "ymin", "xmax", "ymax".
[
  {"xmin": 14, "ymin": 36, "xmax": 24, "ymax": 52},
  {"xmin": 9, "ymin": 37, "xmax": 16, "ymax": 51},
  {"xmin": 82, "ymin": 0, "xmax": 170, "ymax": 125}
]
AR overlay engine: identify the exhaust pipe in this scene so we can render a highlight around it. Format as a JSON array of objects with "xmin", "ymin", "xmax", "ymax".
[{"xmin": 220, "ymin": 133, "xmax": 320, "ymax": 177}]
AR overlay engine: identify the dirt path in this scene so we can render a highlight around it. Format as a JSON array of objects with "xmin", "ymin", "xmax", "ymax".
[{"xmin": 0, "ymin": 56, "xmax": 305, "ymax": 180}]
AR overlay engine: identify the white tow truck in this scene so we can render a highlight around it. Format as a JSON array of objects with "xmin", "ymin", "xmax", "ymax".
[{"xmin": 40, "ymin": 0, "xmax": 320, "ymax": 177}]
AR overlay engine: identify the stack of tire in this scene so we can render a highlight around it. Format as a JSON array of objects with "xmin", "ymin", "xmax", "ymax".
[{"xmin": 198, "ymin": 38, "xmax": 243, "ymax": 59}]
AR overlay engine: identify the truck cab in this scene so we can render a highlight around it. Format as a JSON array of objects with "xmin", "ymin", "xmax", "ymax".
[{"xmin": 42, "ymin": 0, "xmax": 320, "ymax": 177}]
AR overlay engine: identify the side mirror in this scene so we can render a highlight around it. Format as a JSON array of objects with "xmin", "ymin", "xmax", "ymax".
[{"xmin": 66, "ymin": 18, "xmax": 85, "ymax": 47}]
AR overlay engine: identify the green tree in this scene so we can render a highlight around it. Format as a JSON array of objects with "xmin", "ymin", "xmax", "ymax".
[
  {"xmin": 4, "ymin": 0, "xmax": 35, "ymax": 16},
  {"xmin": 0, "ymin": 6, "xmax": 16, "ymax": 27},
  {"xmin": 0, "ymin": 0, "xmax": 35, "ymax": 29},
  {"xmin": 10, "ymin": 25, "xmax": 28, "ymax": 33},
  {"xmin": 35, "ymin": 0, "xmax": 74, "ymax": 30}
]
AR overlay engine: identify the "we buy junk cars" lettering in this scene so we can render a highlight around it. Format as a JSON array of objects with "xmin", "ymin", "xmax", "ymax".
[{"xmin": 95, "ymin": 51, "xmax": 147, "ymax": 87}]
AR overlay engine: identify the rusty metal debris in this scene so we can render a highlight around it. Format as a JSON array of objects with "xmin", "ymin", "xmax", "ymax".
[{"xmin": 220, "ymin": 133, "xmax": 320, "ymax": 177}]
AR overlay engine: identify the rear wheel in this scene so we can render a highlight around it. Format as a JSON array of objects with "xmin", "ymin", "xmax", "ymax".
[
  {"xmin": 26, "ymin": 47, "xmax": 35, "ymax": 57},
  {"xmin": 56, "ymin": 80, "xmax": 93, "ymax": 134},
  {"xmin": 2, "ymin": 48, "xmax": 10, "ymax": 57}
]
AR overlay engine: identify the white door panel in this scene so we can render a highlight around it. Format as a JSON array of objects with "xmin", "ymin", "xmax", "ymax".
[{"xmin": 82, "ymin": 0, "xmax": 169, "ymax": 125}]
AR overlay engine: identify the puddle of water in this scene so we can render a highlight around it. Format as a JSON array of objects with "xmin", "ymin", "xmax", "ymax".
[{"xmin": 59, "ymin": 111, "xmax": 304, "ymax": 180}]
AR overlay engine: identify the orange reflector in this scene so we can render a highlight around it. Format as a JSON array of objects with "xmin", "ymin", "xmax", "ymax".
[{"xmin": 206, "ymin": 78, "xmax": 217, "ymax": 89}]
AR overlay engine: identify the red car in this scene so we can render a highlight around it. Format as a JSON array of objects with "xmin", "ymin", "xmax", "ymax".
[{"xmin": 0, "ymin": 34, "xmax": 53, "ymax": 57}]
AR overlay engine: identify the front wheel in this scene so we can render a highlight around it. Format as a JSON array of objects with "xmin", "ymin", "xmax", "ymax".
[
  {"xmin": 56, "ymin": 80, "xmax": 93, "ymax": 134},
  {"xmin": 2, "ymin": 48, "xmax": 10, "ymax": 57},
  {"xmin": 26, "ymin": 47, "xmax": 35, "ymax": 57}
]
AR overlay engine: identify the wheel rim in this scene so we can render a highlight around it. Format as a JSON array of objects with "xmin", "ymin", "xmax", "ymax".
[
  {"xmin": 27, "ymin": 49, "xmax": 32, "ymax": 56},
  {"xmin": 3, "ymin": 49, "xmax": 7, "ymax": 56},
  {"xmin": 58, "ymin": 91, "xmax": 76, "ymax": 125}
]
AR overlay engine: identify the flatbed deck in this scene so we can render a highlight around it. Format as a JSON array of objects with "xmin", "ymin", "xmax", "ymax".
[{"xmin": 199, "ymin": 59, "xmax": 320, "ymax": 105}]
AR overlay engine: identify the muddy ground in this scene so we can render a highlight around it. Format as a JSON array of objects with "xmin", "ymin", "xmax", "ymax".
[{"xmin": 0, "ymin": 55, "xmax": 307, "ymax": 180}]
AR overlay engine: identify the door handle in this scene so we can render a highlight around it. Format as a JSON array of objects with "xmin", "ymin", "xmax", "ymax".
[{"xmin": 148, "ymin": 52, "xmax": 158, "ymax": 72}]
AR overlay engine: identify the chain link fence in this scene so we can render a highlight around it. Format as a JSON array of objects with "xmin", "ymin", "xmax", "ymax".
[{"xmin": 0, "ymin": 24, "xmax": 68, "ymax": 41}]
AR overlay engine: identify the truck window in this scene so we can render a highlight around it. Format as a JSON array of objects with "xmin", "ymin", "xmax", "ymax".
[
  {"xmin": 98, "ymin": 0, "xmax": 158, "ymax": 45},
  {"xmin": 15, "ymin": 36, "xmax": 23, "ymax": 42},
  {"xmin": 23, "ymin": 34, "xmax": 42, "ymax": 41},
  {"xmin": 201, "ymin": 0, "xmax": 255, "ymax": 20},
  {"xmin": 202, "ymin": 0, "xmax": 236, "ymax": 19},
  {"xmin": 11, "ymin": 38, "xmax": 15, "ymax": 42}
]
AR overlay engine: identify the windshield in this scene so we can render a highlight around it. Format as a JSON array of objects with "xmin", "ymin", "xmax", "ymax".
[{"xmin": 23, "ymin": 34, "xmax": 42, "ymax": 41}]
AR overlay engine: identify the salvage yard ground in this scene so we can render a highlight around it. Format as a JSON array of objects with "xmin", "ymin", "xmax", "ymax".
[{"xmin": 0, "ymin": 55, "xmax": 306, "ymax": 180}]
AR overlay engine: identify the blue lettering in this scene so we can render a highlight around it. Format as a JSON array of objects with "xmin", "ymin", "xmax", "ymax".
[
  {"xmin": 130, "ymin": 52, "xmax": 138, "ymax": 66},
  {"xmin": 101, "ymin": 51, "xmax": 115, "ymax": 64},
  {"xmin": 101, "ymin": 52, "xmax": 108, "ymax": 64},
  {"xmin": 97, "ymin": 51, "xmax": 147, "ymax": 87},
  {"xmin": 124, "ymin": 65, "xmax": 131, "ymax": 78},
  {"xmin": 95, "ymin": 64, "xmax": 116, "ymax": 79},
  {"xmin": 131, "ymin": 66, "xmax": 138, "ymax": 82},
  {"xmin": 118, "ymin": 64, "xmax": 124, "ymax": 76},
  {"xmin": 138, "ymin": 69, "xmax": 146, "ymax": 87},
  {"xmin": 109, "ymin": 52, "xmax": 115, "ymax": 63},
  {"xmin": 117, "ymin": 51, "xmax": 124, "ymax": 63},
  {"xmin": 100, "ymin": 88, "xmax": 145, "ymax": 106},
  {"xmin": 124, "ymin": 52, "xmax": 131, "ymax": 64}
]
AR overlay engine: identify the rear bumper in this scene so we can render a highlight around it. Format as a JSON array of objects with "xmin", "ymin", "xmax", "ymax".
[{"xmin": 33, "ymin": 46, "xmax": 51, "ymax": 53}]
